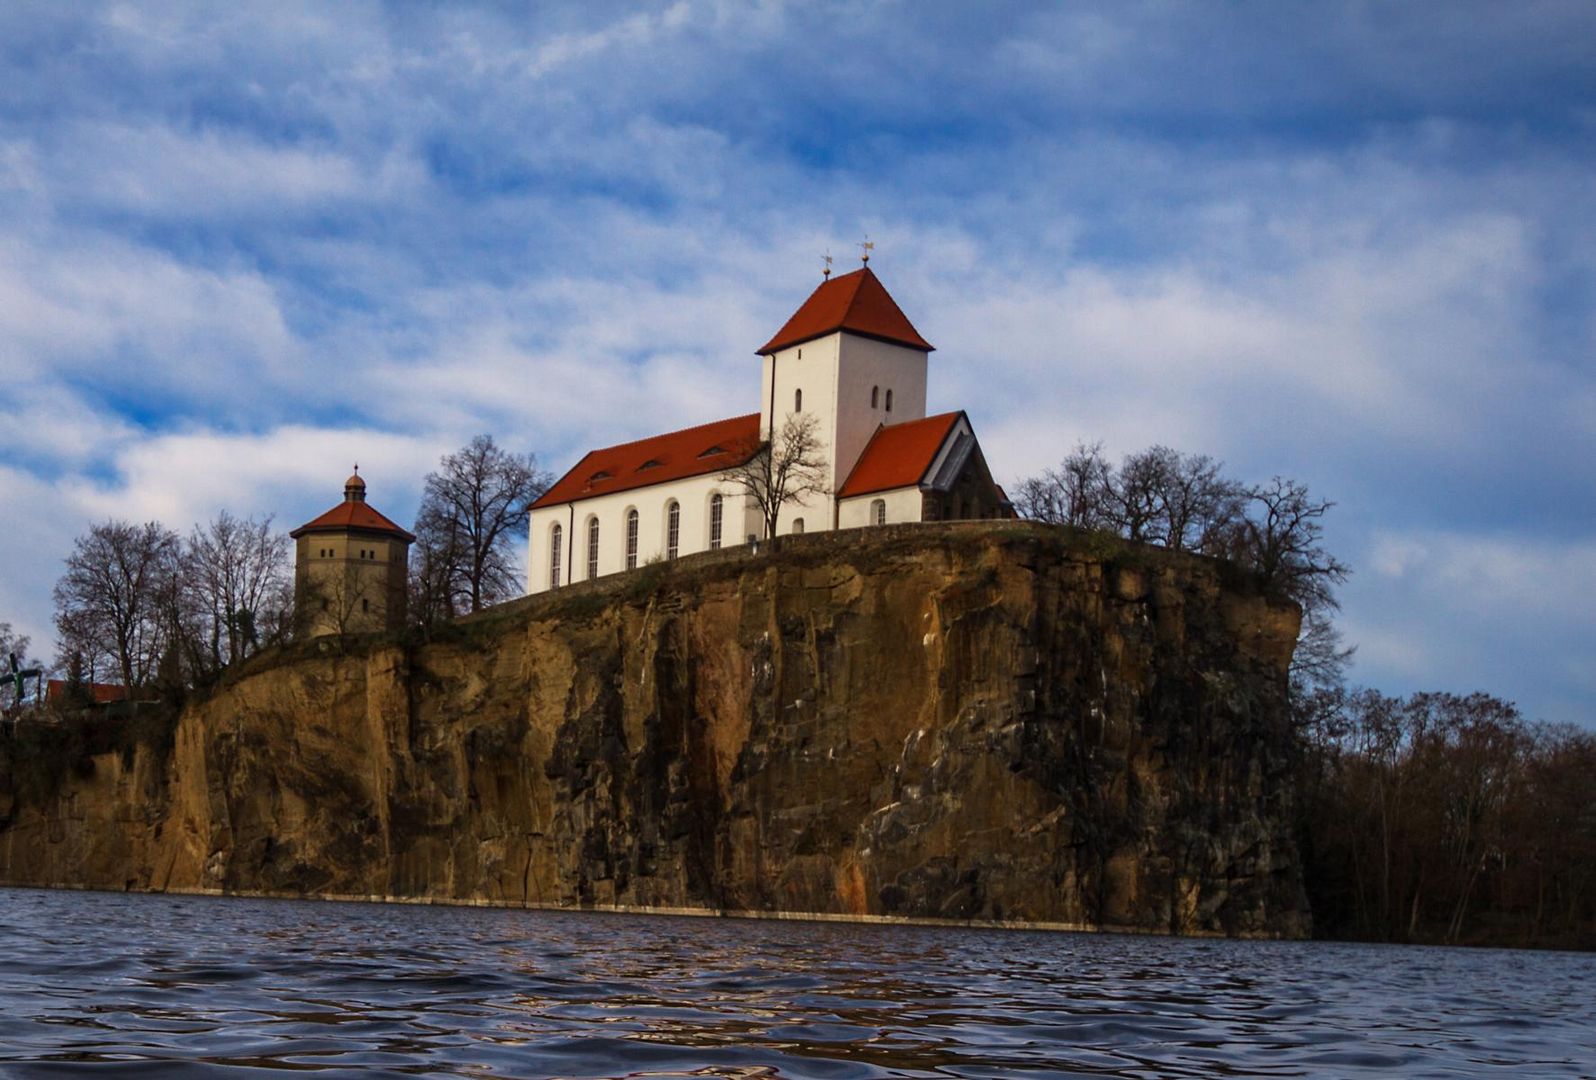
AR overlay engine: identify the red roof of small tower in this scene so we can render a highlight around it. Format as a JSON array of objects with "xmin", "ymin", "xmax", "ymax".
[
  {"xmin": 837, "ymin": 412, "xmax": 964, "ymax": 498},
  {"xmin": 532, "ymin": 413, "xmax": 763, "ymax": 510},
  {"xmin": 290, "ymin": 472, "xmax": 416, "ymax": 542},
  {"xmin": 757, "ymin": 267, "xmax": 934, "ymax": 356}
]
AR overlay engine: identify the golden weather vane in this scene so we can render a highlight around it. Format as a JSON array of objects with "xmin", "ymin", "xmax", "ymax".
[
  {"xmin": 823, "ymin": 251, "xmax": 833, "ymax": 279},
  {"xmin": 860, "ymin": 236, "xmax": 874, "ymax": 265}
]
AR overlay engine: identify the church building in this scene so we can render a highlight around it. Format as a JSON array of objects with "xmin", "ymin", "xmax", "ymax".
[{"xmin": 527, "ymin": 263, "xmax": 1008, "ymax": 593}]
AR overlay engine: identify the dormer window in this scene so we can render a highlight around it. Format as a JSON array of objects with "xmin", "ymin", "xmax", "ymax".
[
  {"xmin": 588, "ymin": 469, "xmax": 611, "ymax": 483},
  {"xmin": 698, "ymin": 445, "xmax": 725, "ymax": 458},
  {"xmin": 637, "ymin": 459, "xmax": 662, "ymax": 471}
]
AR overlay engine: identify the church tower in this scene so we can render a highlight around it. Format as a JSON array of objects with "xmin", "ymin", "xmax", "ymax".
[
  {"xmin": 755, "ymin": 264, "xmax": 934, "ymax": 531},
  {"xmin": 290, "ymin": 470, "xmax": 415, "ymax": 637}
]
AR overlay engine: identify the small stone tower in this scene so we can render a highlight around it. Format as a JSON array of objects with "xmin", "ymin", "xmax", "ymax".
[{"xmin": 290, "ymin": 469, "xmax": 415, "ymax": 637}]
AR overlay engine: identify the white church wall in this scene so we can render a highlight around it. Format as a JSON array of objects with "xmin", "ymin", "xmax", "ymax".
[
  {"xmin": 832, "ymin": 335, "xmax": 929, "ymax": 490},
  {"xmin": 528, "ymin": 473, "xmax": 754, "ymax": 593},
  {"xmin": 838, "ymin": 486, "xmax": 925, "ymax": 530}
]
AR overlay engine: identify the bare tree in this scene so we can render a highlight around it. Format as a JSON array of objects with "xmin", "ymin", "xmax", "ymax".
[
  {"xmin": 52, "ymin": 520, "xmax": 181, "ymax": 691},
  {"xmin": 1012, "ymin": 441, "xmax": 1114, "ymax": 528},
  {"xmin": 723, "ymin": 411, "xmax": 828, "ymax": 543},
  {"xmin": 186, "ymin": 511, "xmax": 293, "ymax": 670},
  {"xmin": 1106, "ymin": 447, "xmax": 1170, "ymax": 544},
  {"xmin": 0, "ymin": 622, "xmax": 29, "ymax": 669},
  {"xmin": 413, "ymin": 435, "xmax": 551, "ymax": 617},
  {"xmin": 1225, "ymin": 476, "xmax": 1350, "ymax": 614}
]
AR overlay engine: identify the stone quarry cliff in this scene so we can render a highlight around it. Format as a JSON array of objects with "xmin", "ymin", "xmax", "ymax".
[{"xmin": 0, "ymin": 524, "xmax": 1310, "ymax": 936}]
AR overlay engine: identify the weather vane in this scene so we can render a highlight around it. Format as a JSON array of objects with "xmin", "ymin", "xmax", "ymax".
[
  {"xmin": 822, "ymin": 251, "xmax": 833, "ymax": 279},
  {"xmin": 860, "ymin": 236, "xmax": 874, "ymax": 265}
]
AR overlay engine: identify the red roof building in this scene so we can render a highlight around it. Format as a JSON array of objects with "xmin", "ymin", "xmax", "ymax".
[
  {"xmin": 290, "ymin": 471, "xmax": 413, "ymax": 637},
  {"xmin": 527, "ymin": 261, "xmax": 1008, "ymax": 594}
]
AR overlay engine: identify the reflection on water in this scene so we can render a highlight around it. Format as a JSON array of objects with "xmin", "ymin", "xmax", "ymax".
[{"xmin": 0, "ymin": 887, "xmax": 1590, "ymax": 1078}]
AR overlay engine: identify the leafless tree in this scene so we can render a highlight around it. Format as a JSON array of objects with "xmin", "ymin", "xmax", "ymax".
[
  {"xmin": 723, "ymin": 411, "xmax": 828, "ymax": 543},
  {"xmin": 1106, "ymin": 447, "xmax": 1170, "ymax": 544},
  {"xmin": 1225, "ymin": 476, "xmax": 1350, "ymax": 614},
  {"xmin": 186, "ymin": 511, "xmax": 293, "ymax": 670},
  {"xmin": 0, "ymin": 622, "xmax": 29, "ymax": 669},
  {"xmin": 413, "ymin": 435, "xmax": 551, "ymax": 617},
  {"xmin": 52, "ymin": 520, "xmax": 180, "ymax": 691},
  {"xmin": 1012, "ymin": 441, "xmax": 1114, "ymax": 529}
]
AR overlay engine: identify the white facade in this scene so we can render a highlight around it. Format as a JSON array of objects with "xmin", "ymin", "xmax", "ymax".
[
  {"xmin": 528, "ymin": 472, "xmax": 761, "ymax": 591},
  {"xmin": 838, "ymin": 486, "xmax": 924, "ymax": 530}
]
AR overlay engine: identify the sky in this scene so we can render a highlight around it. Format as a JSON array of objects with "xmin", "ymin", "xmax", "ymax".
[{"xmin": 0, "ymin": 2, "xmax": 1592, "ymax": 726}]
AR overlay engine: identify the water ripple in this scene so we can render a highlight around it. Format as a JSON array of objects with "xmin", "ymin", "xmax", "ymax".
[{"xmin": 0, "ymin": 887, "xmax": 1591, "ymax": 1078}]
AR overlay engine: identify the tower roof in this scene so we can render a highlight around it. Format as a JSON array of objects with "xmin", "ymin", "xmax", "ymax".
[
  {"xmin": 290, "ymin": 474, "xmax": 415, "ymax": 542},
  {"xmin": 757, "ymin": 267, "xmax": 934, "ymax": 356}
]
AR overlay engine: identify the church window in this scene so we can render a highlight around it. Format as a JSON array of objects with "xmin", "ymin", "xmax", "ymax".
[
  {"xmin": 872, "ymin": 499, "xmax": 887, "ymax": 526},
  {"xmin": 871, "ymin": 385, "xmax": 879, "ymax": 408},
  {"xmin": 794, "ymin": 388, "xmax": 803, "ymax": 412},
  {"xmin": 626, "ymin": 509, "xmax": 639, "ymax": 570},
  {"xmin": 792, "ymin": 517, "xmax": 805, "ymax": 534},
  {"xmin": 885, "ymin": 389, "xmax": 893, "ymax": 412},
  {"xmin": 667, "ymin": 501, "xmax": 681, "ymax": 560},
  {"xmin": 587, "ymin": 518, "xmax": 600, "ymax": 580},
  {"xmin": 709, "ymin": 494, "xmax": 723, "ymax": 549},
  {"xmin": 550, "ymin": 524, "xmax": 563, "ymax": 588}
]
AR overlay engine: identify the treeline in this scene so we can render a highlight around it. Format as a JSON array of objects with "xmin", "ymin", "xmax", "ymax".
[
  {"xmin": 18, "ymin": 435, "xmax": 548, "ymax": 703},
  {"xmin": 1298, "ymin": 689, "xmax": 1596, "ymax": 947},
  {"xmin": 1018, "ymin": 441, "xmax": 1594, "ymax": 949}
]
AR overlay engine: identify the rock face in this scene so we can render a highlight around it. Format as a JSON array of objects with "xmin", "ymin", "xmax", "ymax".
[{"xmin": 0, "ymin": 524, "xmax": 1310, "ymax": 936}]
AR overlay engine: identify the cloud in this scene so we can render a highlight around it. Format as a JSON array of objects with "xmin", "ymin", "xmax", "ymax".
[{"xmin": 0, "ymin": 2, "xmax": 1591, "ymax": 727}]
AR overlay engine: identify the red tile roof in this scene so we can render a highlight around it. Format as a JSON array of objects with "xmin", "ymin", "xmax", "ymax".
[
  {"xmin": 45, "ymin": 679, "xmax": 142, "ymax": 705},
  {"xmin": 532, "ymin": 413, "xmax": 763, "ymax": 510},
  {"xmin": 758, "ymin": 267, "xmax": 934, "ymax": 356},
  {"xmin": 290, "ymin": 500, "xmax": 416, "ymax": 541},
  {"xmin": 837, "ymin": 412, "xmax": 963, "ymax": 498}
]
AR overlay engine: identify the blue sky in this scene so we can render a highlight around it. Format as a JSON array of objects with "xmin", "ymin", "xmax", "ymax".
[{"xmin": 0, "ymin": 2, "xmax": 1592, "ymax": 725}]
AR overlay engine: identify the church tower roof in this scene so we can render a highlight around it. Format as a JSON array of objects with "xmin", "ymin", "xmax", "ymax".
[{"xmin": 757, "ymin": 266, "xmax": 934, "ymax": 356}]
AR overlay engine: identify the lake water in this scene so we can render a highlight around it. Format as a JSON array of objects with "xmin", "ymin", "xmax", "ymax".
[{"xmin": 0, "ymin": 888, "xmax": 1590, "ymax": 1078}]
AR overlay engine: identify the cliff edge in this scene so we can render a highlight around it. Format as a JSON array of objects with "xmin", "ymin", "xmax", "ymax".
[{"xmin": 0, "ymin": 523, "xmax": 1310, "ymax": 936}]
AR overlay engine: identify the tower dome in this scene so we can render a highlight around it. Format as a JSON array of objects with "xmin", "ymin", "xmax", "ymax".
[{"xmin": 344, "ymin": 467, "xmax": 366, "ymax": 502}]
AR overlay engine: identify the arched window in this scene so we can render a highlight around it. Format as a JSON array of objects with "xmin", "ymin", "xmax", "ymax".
[
  {"xmin": 666, "ymin": 501, "xmax": 680, "ymax": 560},
  {"xmin": 792, "ymin": 517, "xmax": 805, "ymax": 534},
  {"xmin": 709, "ymin": 493, "xmax": 723, "ymax": 550},
  {"xmin": 872, "ymin": 499, "xmax": 887, "ymax": 526},
  {"xmin": 871, "ymin": 385, "xmax": 879, "ymax": 408},
  {"xmin": 586, "ymin": 517, "xmax": 600, "ymax": 580},
  {"xmin": 625, "ymin": 509, "xmax": 639, "ymax": 570},
  {"xmin": 885, "ymin": 389, "xmax": 893, "ymax": 412},
  {"xmin": 549, "ymin": 523, "xmax": 563, "ymax": 588},
  {"xmin": 794, "ymin": 388, "xmax": 803, "ymax": 412}
]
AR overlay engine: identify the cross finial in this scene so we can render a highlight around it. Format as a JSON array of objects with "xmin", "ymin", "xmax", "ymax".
[
  {"xmin": 860, "ymin": 236, "xmax": 874, "ymax": 265},
  {"xmin": 822, "ymin": 251, "xmax": 833, "ymax": 279},
  {"xmin": 353, "ymin": 462, "xmax": 359, "ymax": 474}
]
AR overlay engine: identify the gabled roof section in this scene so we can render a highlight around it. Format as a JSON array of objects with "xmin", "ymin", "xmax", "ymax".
[
  {"xmin": 532, "ymin": 413, "xmax": 763, "ymax": 510},
  {"xmin": 758, "ymin": 267, "xmax": 934, "ymax": 356},
  {"xmin": 837, "ymin": 411, "xmax": 964, "ymax": 499},
  {"xmin": 290, "ymin": 501, "xmax": 416, "ymax": 542}
]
